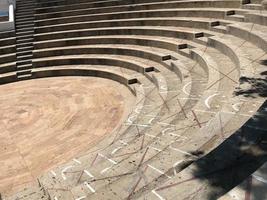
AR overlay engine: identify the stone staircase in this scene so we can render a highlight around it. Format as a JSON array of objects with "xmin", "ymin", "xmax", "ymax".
[{"xmin": 15, "ymin": 0, "xmax": 36, "ymax": 80}]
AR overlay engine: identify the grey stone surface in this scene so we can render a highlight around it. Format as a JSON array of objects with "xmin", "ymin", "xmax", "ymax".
[{"xmin": 0, "ymin": 0, "xmax": 266, "ymax": 199}]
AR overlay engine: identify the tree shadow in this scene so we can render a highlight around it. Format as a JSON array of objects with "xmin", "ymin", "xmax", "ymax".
[
  {"xmin": 260, "ymin": 59, "xmax": 267, "ymax": 66},
  {"xmin": 175, "ymin": 65, "xmax": 267, "ymax": 199},
  {"xmin": 190, "ymin": 102, "xmax": 267, "ymax": 199},
  {"xmin": 234, "ymin": 70, "xmax": 267, "ymax": 98}
]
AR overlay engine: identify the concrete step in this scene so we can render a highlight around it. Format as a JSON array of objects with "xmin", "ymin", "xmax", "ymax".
[
  {"xmin": 35, "ymin": 17, "xmax": 214, "ymax": 34},
  {"xmin": 16, "ymin": 8, "xmax": 36, "ymax": 13},
  {"xmin": 15, "ymin": 13, "xmax": 34, "ymax": 19},
  {"xmin": 16, "ymin": 50, "xmax": 33, "ymax": 57},
  {"xmin": 16, "ymin": 37, "xmax": 34, "ymax": 44},
  {"xmin": 16, "ymin": 42, "xmax": 33, "ymax": 49},
  {"xmin": 16, "ymin": 63, "xmax": 33, "ymax": 71},
  {"xmin": 16, "ymin": 20, "xmax": 35, "ymax": 26},
  {"xmin": 16, "ymin": 30, "xmax": 34, "ymax": 36},
  {"xmin": 34, "ymin": 0, "xmax": 240, "ymax": 17},
  {"xmin": 0, "ymin": 62, "xmax": 16, "ymax": 74},
  {"xmin": 33, "ymin": 45, "xmax": 178, "ymax": 64},
  {"xmin": 17, "ymin": 45, "xmax": 34, "ymax": 52},
  {"xmin": 32, "ymin": 66, "xmax": 139, "ymax": 89},
  {"xmin": 194, "ymin": 36, "xmax": 209, "ymax": 45},
  {"xmin": 34, "ymin": 26, "xmax": 200, "ymax": 42},
  {"xmin": 16, "ymin": 10, "xmax": 34, "ymax": 15},
  {"xmin": 15, "ymin": 17, "xmax": 35, "ymax": 22},
  {"xmin": 16, "ymin": 13, "xmax": 35, "ymax": 18},
  {"xmin": 242, "ymin": 3, "xmax": 263, "ymax": 10},
  {"xmin": 0, "ymin": 30, "xmax": 16, "ymax": 39},
  {"xmin": 16, "ymin": 59, "xmax": 32, "ymax": 66},
  {"xmin": 0, "ymin": 37, "xmax": 16, "ymax": 48},
  {"xmin": 35, "ymin": 8, "xmax": 229, "ymax": 26},
  {"xmin": 16, "ymin": 26, "xmax": 34, "ymax": 32},
  {"xmin": 16, "ymin": 73, "xmax": 32, "ymax": 80},
  {"xmin": 0, "ymin": 53, "xmax": 17, "ymax": 65},
  {"xmin": 17, "ymin": 54, "xmax": 33, "ymax": 61},
  {"xmin": 16, "ymin": 0, "xmax": 36, "ymax": 3},
  {"xmin": 34, "ymin": 2, "xmax": 63, "ymax": 10},
  {"xmin": 18, "ymin": 3, "xmax": 36, "ymax": 7},
  {"xmin": 177, "ymin": 44, "xmax": 192, "ymax": 58},
  {"xmin": 250, "ymin": 0, "xmax": 263, "ymax": 4},
  {"xmin": 17, "ymin": 4, "xmax": 36, "ymax": 8},
  {"xmin": 17, "ymin": 3, "xmax": 36, "ymax": 6},
  {"xmin": 211, "ymin": 25, "xmax": 227, "ymax": 34},
  {"xmin": 33, "ymin": 55, "xmax": 156, "ymax": 74},
  {"xmin": 16, "ymin": 23, "xmax": 34, "ymax": 29},
  {"xmin": 0, "ymin": 45, "xmax": 16, "ymax": 54},
  {"xmin": 16, "ymin": 69, "xmax": 32, "ymax": 76},
  {"xmin": 225, "ymin": 14, "xmax": 245, "ymax": 22},
  {"xmin": 16, "ymin": 34, "xmax": 34, "ymax": 40}
]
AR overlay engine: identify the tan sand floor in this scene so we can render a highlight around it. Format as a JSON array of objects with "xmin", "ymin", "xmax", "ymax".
[{"xmin": 0, "ymin": 76, "xmax": 134, "ymax": 194}]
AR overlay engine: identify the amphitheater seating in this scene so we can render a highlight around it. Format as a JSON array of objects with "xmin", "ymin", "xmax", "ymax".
[{"xmin": 0, "ymin": 0, "xmax": 266, "ymax": 199}]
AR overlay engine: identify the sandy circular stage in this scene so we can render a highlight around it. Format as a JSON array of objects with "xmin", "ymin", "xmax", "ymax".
[{"xmin": 0, "ymin": 77, "xmax": 134, "ymax": 194}]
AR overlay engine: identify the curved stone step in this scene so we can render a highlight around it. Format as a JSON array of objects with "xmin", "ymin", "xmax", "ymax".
[
  {"xmin": 34, "ymin": 17, "xmax": 216, "ymax": 34},
  {"xmin": 34, "ymin": 26, "xmax": 203, "ymax": 41},
  {"xmin": 34, "ymin": 0, "xmax": 240, "ymax": 21},
  {"xmin": 35, "ymin": 0, "xmax": 240, "ymax": 16},
  {"xmin": 33, "ymin": 54, "xmax": 158, "ymax": 74},
  {"xmin": 35, "ymin": 8, "xmax": 230, "ymax": 26}
]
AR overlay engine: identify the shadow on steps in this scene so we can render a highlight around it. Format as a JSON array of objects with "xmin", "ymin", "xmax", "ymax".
[{"xmin": 191, "ymin": 100, "xmax": 267, "ymax": 200}]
